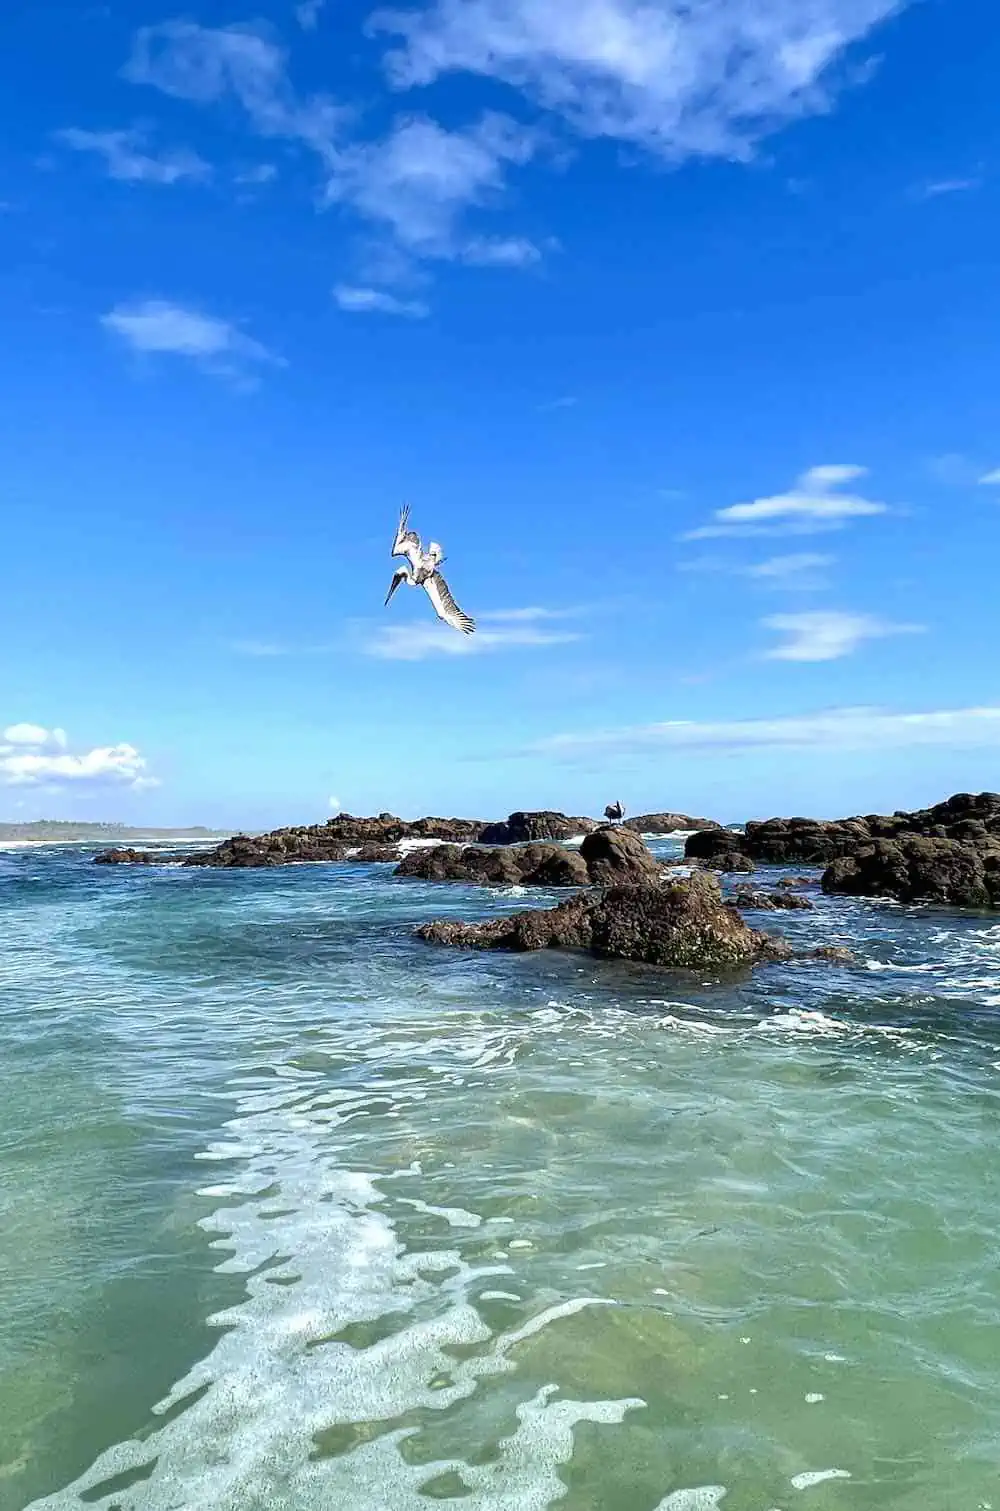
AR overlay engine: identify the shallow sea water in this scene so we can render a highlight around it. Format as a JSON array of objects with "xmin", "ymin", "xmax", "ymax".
[{"xmin": 1, "ymin": 840, "xmax": 998, "ymax": 1510}]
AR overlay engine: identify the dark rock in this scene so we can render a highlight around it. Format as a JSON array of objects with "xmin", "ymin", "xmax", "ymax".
[
  {"xmin": 183, "ymin": 831, "xmax": 349, "ymax": 868},
  {"xmin": 418, "ymin": 872, "xmax": 791, "ymax": 970},
  {"xmin": 396, "ymin": 843, "xmax": 590, "ymax": 888},
  {"xmin": 822, "ymin": 836, "xmax": 1000, "ymax": 908},
  {"xmin": 777, "ymin": 876, "xmax": 816, "ymax": 889},
  {"xmin": 94, "ymin": 847, "xmax": 158, "ymax": 865},
  {"xmin": 697, "ymin": 851, "xmax": 755, "ymax": 874},
  {"xmin": 477, "ymin": 811, "xmax": 597, "ymax": 845},
  {"xmin": 730, "ymin": 887, "xmax": 815, "ymax": 911},
  {"xmin": 579, "ymin": 826, "xmax": 663, "ymax": 885},
  {"xmin": 808, "ymin": 945, "xmax": 857, "ymax": 964},
  {"xmin": 622, "ymin": 812, "xmax": 721, "ymax": 834},
  {"xmin": 349, "ymin": 844, "xmax": 403, "ymax": 863},
  {"xmin": 685, "ymin": 792, "xmax": 1000, "ymax": 873},
  {"xmin": 324, "ymin": 813, "xmax": 486, "ymax": 845}
]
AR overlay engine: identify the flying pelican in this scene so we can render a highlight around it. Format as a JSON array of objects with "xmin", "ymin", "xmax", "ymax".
[
  {"xmin": 384, "ymin": 504, "xmax": 475, "ymax": 635},
  {"xmin": 604, "ymin": 800, "xmax": 626, "ymax": 825}
]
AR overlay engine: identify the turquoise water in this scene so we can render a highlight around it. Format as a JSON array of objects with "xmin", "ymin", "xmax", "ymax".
[{"xmin": 1, "ymin": 841, "xmax": 999, "ymax": 1510}]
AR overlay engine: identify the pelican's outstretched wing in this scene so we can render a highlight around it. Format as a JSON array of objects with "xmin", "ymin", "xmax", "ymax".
[
  {"xmin": 391, "ymin": 504, "xmax": 423, "ymax": 570},
  {"xmin": 423, "ymin": 571, "xmax": 475, "ymax": 635}
]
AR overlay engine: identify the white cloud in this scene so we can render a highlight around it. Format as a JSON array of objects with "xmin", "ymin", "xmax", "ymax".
[
  {"xmin": 682, "ymin": 464, "xmax": 890, "ymax": 539},
  {"xmin": 102, "ymin": 299, "xmax": 280, "ymax": 379},
  {"xmin": 334, "ymin": 284, "xmax": 430, "ymax": 317},
  {"xmin": 364, "ymin": 617, "xmax": 582, "ymax": 660},
  {"xmin": 328, "ymin": 793, "xmax": 342, "ymax": 811},
  {"xmin": 0, "ymin": 725, "xmax": 155, "ymax": 789},
  {"xmin": 235, "ymin": 162, "xmax": 279, "ymax": 185},
  {"xmin": 533, "ymin": 704, "xmax": 1000, "ymax": 759},
  {"xmin": 297, "ymin": 0, "xmax": 326, "ymax": 30},
  {"xmin": 55, "ymin": 126, "xmax": 211, "ymax": 184},
  {"xmin": 125, "ymin": 20, "xmax": 345, "ymax": 165},
  {"xmin": 979, "ymin": 468, "xmax": 1000, "ymax": 485},
  {"xmin": 461, "ymin": 235, "xmax": 543, "ymax": 266},
  {"xmin": 762, "ymin": 609, "xmax": 922, "ymax": 662},
  {"xmin": 373, "ymin": 0, "xmax": 908, "ymax": 160},
  {"xmin": 918, "ymin": 177, "xmax": 982, "ymax": 199},
  {"xmin": 325, "ymin": 112, "xmax": 539, "ymax": 262},
  {"xmin": 745, "ymin": 552, "xmax": 834, "ymax": 581}
]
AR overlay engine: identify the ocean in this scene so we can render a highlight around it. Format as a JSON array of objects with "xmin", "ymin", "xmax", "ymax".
[{"xmin": 1, "ymin": 837, "xmax": 998, "ymax": 1510}]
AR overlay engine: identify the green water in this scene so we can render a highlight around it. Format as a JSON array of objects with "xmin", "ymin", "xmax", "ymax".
[{"xmin": 1, "ymin": 846, "xmax": 998, "ymax": 1509}]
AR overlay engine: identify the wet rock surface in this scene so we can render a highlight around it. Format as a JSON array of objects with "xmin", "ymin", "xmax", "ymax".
[
  {"xmin": 396, "ymin": 842, "xmax": 591, "ymax": 889},
  {"xmin": 686, "ymin": 792, "xmax": 1000, "ymax": 872},
  {"xmin": 477, "ymin": 811, "xmax": 598, "ymax": 845},
  {"xmin": 730, "ymin": 887, "xmax": 815, "ymax": 911},
  {"xmin": 417, "ymin": 871, "xmax": 791, "ymax": 970},
  {"xmin": 579, "ymin": 826, "xmax": 664, "ymax": 886},
  {"xmin": 822, "ymin": 836, "xmax": 1000, "ymax": 908},
  {"xmin": 94, "ymin": 848, "xmax": 159, "ymax": 865},
  {"xmin": 622, "ymin": 812, "xmax": 721, "ymax": 834}
]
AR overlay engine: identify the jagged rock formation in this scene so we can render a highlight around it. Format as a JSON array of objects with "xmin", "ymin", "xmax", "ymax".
[
  {"xmin": 730, "ymin": 887, "xmax": 815, "ymax": 911},
  {"xmin": 417, "ymin": 872, "xmax": 792, "ymax": 969},
  {"xmin": 477, "ymin": 811, "xmax": 597, "ymax": 845},
  {"xmin": 822, "ymin": 836, "xmax": 1000, "ymax": 908},
  {"xmin": 622, "ymin": 812, "xmax": 721, "ymax": 834},
  {"xmin": 396, "ymin": 842, "xmax": 590, "ymax": 888}
]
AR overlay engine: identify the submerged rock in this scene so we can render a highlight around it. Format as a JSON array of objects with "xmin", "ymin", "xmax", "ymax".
[
  {"xmin": 348, "ymin": 843, "xmax": 403, "ymax": 864},
  {"xmin": 183, "ymin": 831, "xmax": 349, "ymax": 868},
  {"xmin": 696, "ymin": 851, "xmax": 755, "ymax": 874},
  {"xmin": 730, "ymin": 887, "xmax": 815, "ymax": 911},
  {"xmin": 418, "ymin": 872, "xmax": 791, "ymax": 970},
  {"xmin": 477, "ymin": 811, "xmax": 598, "ymax": 845},
  {"xmin": 622, "ymin": 812, "xmax": 721, "ymax": 834},
  {"xmin": 822, "ymin": 836, "xmax": 1000, "ymax": 908},
  {"xmin": 94, "ymin": 847, "xmax": 160, "ymax": 865},
  {"xmin": 396, "ymin": 842, "xmax": 591, "ymax": 888}
]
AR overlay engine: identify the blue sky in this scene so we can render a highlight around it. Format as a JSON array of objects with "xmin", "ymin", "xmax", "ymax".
[{"xmin": 2, "ymin": 0, "xmax": 1000, "ymax": 829}]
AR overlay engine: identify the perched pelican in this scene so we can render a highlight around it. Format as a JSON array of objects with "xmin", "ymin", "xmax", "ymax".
[
  {"xmin": 604, "ymin": 800, "xmax": 626, "ymax": 824},
  {"xmin": 384, "ymin": 504, "xmax": 475, "ymax": 636}
]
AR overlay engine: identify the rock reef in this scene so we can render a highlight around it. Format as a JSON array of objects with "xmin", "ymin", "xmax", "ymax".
[
  {"xmin": 822, "ymin": 836, "xmax": 1000, "ymax": 908},
  {"xmin": 418, "ymin": 871, "xmax": 792, "ymax": 970},
  {"xmin": 477, "ymin": 811, "xmax": 597, "ymax": 845},
  {"xmin": 622, "ymin": 812, "xmax": 721, "ymax": 835},
  {"xmin": 396, "ymin": 825, "xmax": 661, "ymax": 889}
]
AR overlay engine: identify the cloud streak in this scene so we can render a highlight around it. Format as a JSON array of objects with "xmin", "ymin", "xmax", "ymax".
[
  {"xmin": 55, "ymin": 126, "xmax": 211, "ymax": 184},
  {"xmin": 762, "ymin": 610, "xmax": 923, "ymax": 662},
  {"xmin": 532, "ymin": 705, "xmax": 1000, "ymax": 760},
  {"xmin": 102, "ymin": 299, "xmax": 281, "ymax": 381},
  {"xmin": 334, "ymin": 284, "xmax": 429, "ymax": 317},
  {"xmin": 682, "ymin": 465, "xmax": 890, "ymax": 539},
  {"xmin": 363, "ymin": 616, "xmax": 582, "ymax": 660}
]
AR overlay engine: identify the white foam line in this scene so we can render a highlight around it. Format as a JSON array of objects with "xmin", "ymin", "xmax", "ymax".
[
  {"xmin": 28, "ymin": 1092, "xmax": 639, "ymax": 1510},
  {"xmin": 791, "ymin": 1468, "xmax": 852, "ymax": 1489}
]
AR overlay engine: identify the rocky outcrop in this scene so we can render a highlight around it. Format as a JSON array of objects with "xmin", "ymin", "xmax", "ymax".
[
  {"xmin": 396, "ymin": 826, "xmax": 663, "ymax": 889},
  {"xmin": 183, "ymin": 830, "xmax": 350, "ymax": 868},
  {"xmin": 349, "ymin": 844, "xmax": 403, "ymax": 863},
  {"xmin": 579, "ymin": 826, "xmax": 663, "ymax": 885},
  {"xmin": 686, "ymin": 792, "xmax": 1000, "ymax": 870},
  {"xmin": 418, "ymin": 872, "xmax": 791, "ymax": 969},
  {"xmin": 94, "ymin": 847, "xmax": 159, "ymax": 865},
  {"xmin": 324, "ymin": 813, "xmax": 485, "ymax": 845},
  {"xmin": 477, "ymin": 811, "xmax": 597, "ymax": 845},
  {"xmin": 396, "ymin": 842, "xmax": 591, "ymax": 888},
  {"xmin": 822, "ymin": 836, "xmax": 1000, "ymax": 908},
  {"xmin": 730, "ymin": 887, "xmax": 815, "ymax": 911},
  {"xmin": 623, "ymin": 812, "xmax": 721, "ymax": 834}
]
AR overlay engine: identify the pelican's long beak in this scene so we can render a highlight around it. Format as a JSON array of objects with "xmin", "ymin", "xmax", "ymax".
[{"xmin": 385, "ymin": 573, "xmax": 403, "ymax": 607}]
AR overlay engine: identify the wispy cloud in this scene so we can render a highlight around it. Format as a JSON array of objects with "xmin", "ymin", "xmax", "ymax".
[
  {"xmin": 679, "ymin": 552, "xmax": 834, "ymax": 588},
  {"xmin": 682, "ymin": 465, "xmax": 890, "ymax": 540},
  {"xmin": 102, "ymin": 299, "xmax": 281, "ymax": 382},
  {"xmin": 979, "ymin": 468, "xmax": 1000, "ymax": 486},
  {"xmin": 532, "ymin": 705, "xmax": 1000, "ymax": 760},
  {"xmin": 296, "ymin": 0, "xmax": 325, "ymax": 30},
  {"xmin": 363, "ymin": 614, "xmax": 583, "ymax": 660},
  {"xmin": 334, "ymin": 284, "xmax": 429, "ymax": 317},
  {"xmin": 235, "ymin": 162, "xmax": 278, "ymax": 185},
  {"xmin": 230, "ymin": 639, "xmax": 335, "ymax": 656},
  {"xmin": 916, "ymin": 176, "xmax": 982, "ymax": 199},
  {"xmin": 325, "ymin": 112, "xmax": 540, "ymax": 265},
  {"xmin": 537, "ymin": 395, "xmax": 578, "ymax": 413},
  {"xmin": 0, "ymin": 723, "xmax": 155, "ymax": 789},
  {"xmin": 374, "ymin": 0, "xmax": 910, "ymax": 160},
  {"xmin": 762, "ymin": 609, "xmax": 923, "ymax": 662},
  {"xmin": 55, "ymin": 126, "xmax": 211, "ymax": 184},
  {"xmin": 125, "ymin": 20, "xmax": 346, "ymax": 165}
]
